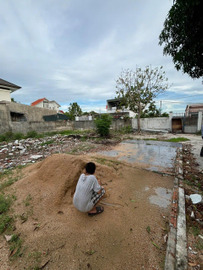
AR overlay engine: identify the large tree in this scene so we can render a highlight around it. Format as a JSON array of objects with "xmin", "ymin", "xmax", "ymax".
[
  {"xmin": 116, "ymin": 66, "xmax": 168, "ymax": 132},
  {"xmin": 66, "ymin": 102, "xmax": 82, "ymax": 120},
  {"xmin": 159, "ymin": 0, "xmax": 203, "ymax": 79}
]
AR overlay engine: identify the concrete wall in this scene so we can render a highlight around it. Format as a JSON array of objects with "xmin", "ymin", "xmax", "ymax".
[
  {"xmin": 132, "ymin": 117, "xmax": 172, "ymax": 132},
  {"xmin": 0, "ymin": 102, "xmax": 72, "ymax": 134},
  {"xmin": 73, "ymin": 118, "xmax": 131, "ymax": 131}
]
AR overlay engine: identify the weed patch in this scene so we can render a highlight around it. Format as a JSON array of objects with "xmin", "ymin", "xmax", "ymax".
[
  {"xmin": 0, "ymin": 194, "xmax": 14, "ymax": 233},
  {"xmin": 165, "ymin": 137, "xmax": 190, "ymax": 142},
  {"xmin": 23, "ymin": 194, "xmax": 32, "ymax": 207},
  {"xmin": 9, "ymin": 234, "xmax": 23, "ymax": 259},
  {"xmin": 40, "ymin": 140, "xmax": 55, "ymax": 146}
]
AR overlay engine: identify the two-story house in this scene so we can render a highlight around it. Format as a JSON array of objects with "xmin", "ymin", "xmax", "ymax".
[
  {"xmin": 185, "ymin": 103, "xmax": 203, "ymax": 116},
  {"xmin": 31, "ymin": 98, "xmax": 60, "ymax": 112},
  {"xmin": 106, "ymin": 98, "xmax": 136, "ymax": 118}
]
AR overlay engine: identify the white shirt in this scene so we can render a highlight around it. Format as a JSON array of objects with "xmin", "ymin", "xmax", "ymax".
[{"xmin": 73, "ymin": 173, "xmax": 101, "ymax": 212}]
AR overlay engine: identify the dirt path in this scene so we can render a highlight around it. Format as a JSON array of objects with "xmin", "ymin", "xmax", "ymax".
[{"xmin": 1, "ymin": 153, "xmax": 173, "ymax": 270}]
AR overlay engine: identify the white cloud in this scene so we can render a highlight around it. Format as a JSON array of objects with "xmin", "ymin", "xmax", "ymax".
[{"xmin": 1, "ymin": 0, "xmax": 202, "ymax": 113}]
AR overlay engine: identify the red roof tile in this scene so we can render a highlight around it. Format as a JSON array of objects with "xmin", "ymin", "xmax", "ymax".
[{"xmin": 31, "ymin": 98, "xmax": 47, "ymax": 106}]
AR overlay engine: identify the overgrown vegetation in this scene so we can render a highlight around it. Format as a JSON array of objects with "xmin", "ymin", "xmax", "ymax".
[
  {"xmin": 0, "ymin": 194, "xmax": 13, "ymax": 233},
  {"xmin": 94, "ymin": 114, "xmax": 112, "ymax": 137},
  {"xmin": 9, "ymin": 234, "xmax": 23, "ymax": 259},
  {"xmin": 143, "ymin": 137, "xmax": 190, "ymax": 143},
  {"xmin": 0, "ymin": 168, "xmax": 23, "ymax": 192},
  {"xmin": 0, "ymin": 129, "xmax": 90, "ymax": 143}
]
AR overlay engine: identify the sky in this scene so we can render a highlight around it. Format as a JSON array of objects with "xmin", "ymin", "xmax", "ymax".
[{"xmin": 0, "ymin": 0, "xmax": 202, "ymax": 114}]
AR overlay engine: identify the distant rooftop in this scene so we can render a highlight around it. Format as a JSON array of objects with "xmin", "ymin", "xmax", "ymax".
[
  {"xmin": 0, "ymin": 78, "xmax": 21, "ymax": 90},
  {"xmin": 31, "ymin": 98, "xmax": 47, "ymax": 106}
]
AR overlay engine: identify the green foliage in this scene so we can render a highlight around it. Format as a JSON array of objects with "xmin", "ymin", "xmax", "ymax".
[
  {"xmin": 9, "ymin": 234, "xmax": 23, "ymax": 259},
  {"xmin": 65, "ymin": 102, "xmax": 82, "ymax": 120},
  {"xmin": 94, "ymin": 114, "xmax": 112, "ymax": 137},
  {"xmin": 116, "ymin": 66, "xmax": 168, "ymax": 132},
  {"xmin": 118, "ymin": 125, "xmax": 133, "ymax": 134},
  {"xmin": 25, "ymin": 131, "xmax": 41, "ymax": 139},
  {"xmin": 141, "ymin": 102, "xmax": 169, "ymax": 118},
  {"xmin": 0, "ymin": 194, "xmax": 12, "ymax": 214},
  {"xmin": 0, "ymin": 132, "xmax": 24, "ymax": 142},
  {"xmin": 166, "ymin": 137, "xmax": 190, "ymax": 142},
  {"xmin": 40, "ymin": 140, "xmax": 54, "ymax": 146},
  {"xmin": 191, "ymin": 225, "xmax": 200, "ymax": 237},
  {"xmin": 146, "ymin": 226, "xmax": 151, "ymax": 234},
  {"xmin": 0, "ymin": 215, "xmax": 13, "ymax": 234},
  {"xmin": 159, "ymin": 0, "xmax": 202, "ymax": 78},
  {"xmin": 23, "ymin": 194, "xmax": 32, "ymax": 207},
  {"xmin": 0, "ymin": 177, "xmax": 18, "ymax": 191},
  {"xmin": 195, "ymin": 238, "xmax": 203, "ymax": 250},
  {"xmin": 0, "ymin": 194, "xmax": 13, "ymax": 234}
]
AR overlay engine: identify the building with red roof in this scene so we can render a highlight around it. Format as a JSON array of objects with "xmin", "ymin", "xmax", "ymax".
[{"xmin": 31, "ymin": 98, "xmax": 60, "ymax": 112}]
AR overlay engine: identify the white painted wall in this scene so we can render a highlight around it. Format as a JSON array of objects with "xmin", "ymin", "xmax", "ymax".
[
  {"xmin": 34, "ymin": 102, "xmax": 44, "ymax": 108},
  {"xmin": 132, "ymin": 117, "xmax": 172, "ymax": 132},
  {"xmin": 0, "ymin": 89, "xmax": 11, "ymax": 101},
  {"xmin": 49, "ymin": 102, "xmax": 60, "ymax": 112}
]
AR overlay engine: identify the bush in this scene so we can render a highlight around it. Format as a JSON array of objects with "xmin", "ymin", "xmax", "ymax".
[
  {"xmin": 13, "ymin": 133, "xmax": 24, "ymax": 140},
  {"xmin": 94, "ymin": 114, "xmax": 112, "ymax": 137},
  {"xmin": 25, "ymin": 131, "xmax": 41, "ymax": 138}
]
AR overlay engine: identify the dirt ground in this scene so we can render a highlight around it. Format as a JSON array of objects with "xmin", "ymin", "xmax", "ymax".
[{"xmin": 0, "ymin": 152, "xmax": 174, "ymax": 270}]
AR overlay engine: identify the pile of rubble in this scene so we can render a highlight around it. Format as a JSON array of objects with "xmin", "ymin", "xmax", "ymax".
[
  {"xmin": 0, "ymin": 135, "xmax": 83, "ymax": 171},
  {"xmin": 182, "ymin": 144, "xmax": 203, "ymax": 269}
]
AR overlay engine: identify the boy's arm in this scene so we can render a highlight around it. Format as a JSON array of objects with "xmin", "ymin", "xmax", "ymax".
[
  {"xmin": 93, "ymin": 176, "xmax": 105, "ymax": 194},
  {"xmin": 97, "ymin": 185, "xmax": 105, "ymax": 194}
]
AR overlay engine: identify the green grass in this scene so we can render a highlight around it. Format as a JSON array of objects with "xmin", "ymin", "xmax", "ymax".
[
  {"xmin": 0, "ymin": 194, "xmax": 12, "ymax": 213},
  {"xmin": 0, "ymin": 169, "xmax": 13, "ymax": 180},
  {"xmin": 0, "ymin": 194, "xmax": 14, "ymax": 234},
  {"xmin": 0, "ymin": 214, "xmax": 14, "ymax": 234},
  {"xmin": 165, "ymin": 137, "xmax": 190, "ymax": 142},
  {"xmin": 117, "ymin": 125, "xmax": 133, "ymax": 134},
  {"xmin": 195, "ymin": 238, "xmax": 203, "ymax": 250},
  {"xmin": 93, "ymin": 157, "xmax": 121, "ymax": 167},
  {"xmin": 23, "ymin": 194, "xmax": 32, "ymax": 207},
  {"xmin": 9, "ymin": 234, "xmax": 23, "ymax": 259},
  {"xmin": 143, "ymin": 137, "xmax": 190, "ymax": 143},
  {"xmin": 146, "ymin": 226, "xmax": 151, "ymax": 234},
  {"xmin": 40, "ymin": 140, "xmax": 55, "ymax": 146},
  {"xmin": 0, "ymin": 129, "xmax": 92, "ymax": 143},
  {"xmin": 0, "ymin": 177, "xmax": 19, "ymax": 192},
  {"xmin": 191, "ymin": 225, "xmax": 200, "ymax": 237},
  {"xmin": 0, "ymin": 167, "xmax": 22, "ymax": 192}
]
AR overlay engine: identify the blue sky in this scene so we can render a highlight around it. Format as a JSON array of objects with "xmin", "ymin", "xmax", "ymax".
[{"xmin": 0, "ymin": 0, "xmax": 202, "ymax": 113}]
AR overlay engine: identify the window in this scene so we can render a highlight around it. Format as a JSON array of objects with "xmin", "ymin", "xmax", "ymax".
[{"xmin": 10, "ymin": 112, "xmax": 27, "ymax": 122}]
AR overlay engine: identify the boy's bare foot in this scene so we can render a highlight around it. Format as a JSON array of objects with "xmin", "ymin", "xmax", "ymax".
[{"xmin": 88, "ymin": 206, "xmax": 104, "ymax": 216}]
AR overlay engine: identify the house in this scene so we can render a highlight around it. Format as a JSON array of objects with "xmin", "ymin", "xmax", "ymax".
[
  {"xmin": 0, "ymin": 78, "xmax": 21, "ymax": 102},
  {"xmin": 31, "ymin": 98, "xmax": 60, "ymax": 112},
  {"xmin": 106, "ymin": 98, "xmax": 136, "ymax": 118},
  {"xmin": 185, "ymin": 103, "xmax": 203, "ymax": 116}
]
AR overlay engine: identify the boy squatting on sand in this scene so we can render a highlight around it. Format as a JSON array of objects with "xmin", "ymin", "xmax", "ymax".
[{"xmin": 73, "ymin": 162, "xmax": 105, "ymax": 216}]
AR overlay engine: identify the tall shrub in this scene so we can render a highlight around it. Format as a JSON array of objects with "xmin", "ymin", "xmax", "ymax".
[{"xmin": 94, "ymin": 114, "xmax": 112, "ymax": 137}]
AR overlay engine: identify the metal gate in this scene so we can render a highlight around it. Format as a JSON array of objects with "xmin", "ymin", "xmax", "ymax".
[{"xmin": 172, "ymin": 118, "xmax": 182, "ymax": 133}]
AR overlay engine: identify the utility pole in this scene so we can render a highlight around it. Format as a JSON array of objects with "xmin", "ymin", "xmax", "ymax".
[{"xmin": 160, "ymin": 100, "xmax": 162, "ymax": 113}]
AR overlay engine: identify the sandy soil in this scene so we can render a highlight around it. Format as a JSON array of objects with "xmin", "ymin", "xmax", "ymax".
[{"xmin": 0, "ymin": 153, "xmax": 174, "ymax": 270}]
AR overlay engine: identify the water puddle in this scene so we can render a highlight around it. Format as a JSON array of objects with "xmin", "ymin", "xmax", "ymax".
[
  {"xmin": 149, "ymin": 187, "xmax": 172, "ymax": 208},
  {"xmin": 99, "ymin": 139, "xmax": 181, "ymax": 173}
]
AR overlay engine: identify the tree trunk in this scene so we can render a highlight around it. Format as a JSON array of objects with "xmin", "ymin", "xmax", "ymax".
[{"xmin": 137, "ymin": 103, "xmax": 141, "ymax": 133}]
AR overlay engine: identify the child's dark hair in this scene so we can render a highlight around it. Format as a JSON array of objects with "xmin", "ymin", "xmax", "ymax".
[{"xmin": 85, "ymin": 162, "xmax": 96, "ymax": 174}]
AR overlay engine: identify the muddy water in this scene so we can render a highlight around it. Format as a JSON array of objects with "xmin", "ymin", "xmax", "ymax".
[
  {"xmin": 98, "ymin": 139, "xmax": 181, "ymax": 210},
  {"xmin": 99, "ymin": 139, "xmax": 181, "ymax": 173}
]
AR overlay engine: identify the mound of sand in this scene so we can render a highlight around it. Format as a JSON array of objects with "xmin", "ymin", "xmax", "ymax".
[
  {"xmin": 14, "ymin": 154, "xmax": 115, "ymax": 215},
  {"xmin": 3, "ymin": 153, "xmax": 174, "ymax": 270}
]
